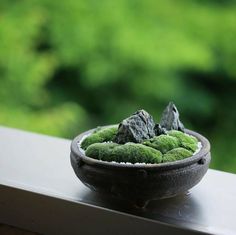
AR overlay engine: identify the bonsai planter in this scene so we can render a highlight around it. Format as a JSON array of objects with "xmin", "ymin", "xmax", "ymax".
[{"xmin": 70, "ymin": 128, "xmax": 211, "ymax": 208}]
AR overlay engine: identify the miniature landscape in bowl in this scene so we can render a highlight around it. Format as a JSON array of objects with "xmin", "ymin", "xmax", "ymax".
[{"xmin": 70, "ymin": 102, "xmax": 211, "ymax": 208}]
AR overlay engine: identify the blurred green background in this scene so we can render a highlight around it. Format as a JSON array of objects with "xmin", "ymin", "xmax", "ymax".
[{"xmin": 0, "ymin": 0, "xmax": 236, "ymax": 173}]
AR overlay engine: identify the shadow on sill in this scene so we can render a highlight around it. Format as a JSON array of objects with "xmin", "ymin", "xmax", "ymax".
[{"xmin": 0, "ymin": 224, "xmax": 40, "ymax": 235}]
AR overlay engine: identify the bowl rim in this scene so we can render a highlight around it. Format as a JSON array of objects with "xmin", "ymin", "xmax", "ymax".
[{"xmin": 70, "ymin": 126, "xmax": 211, "ymax": 170}]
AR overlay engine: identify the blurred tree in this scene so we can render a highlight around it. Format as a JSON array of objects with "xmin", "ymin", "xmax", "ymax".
[{"xmin": 0, "ymin": 0, "xmax": 236, "ymax": 172}]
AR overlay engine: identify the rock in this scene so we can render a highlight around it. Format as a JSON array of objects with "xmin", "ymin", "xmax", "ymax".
[
  {"xmin": 154, "ymin": 123, "xmax": 167, "ymax": 135},
  {"xmin": 159, "ymin": 102, "xmax": 185, "ymax": 132},
  {"xmin": 114, "ymin": 110, "xmax": 156, "ymax": 144}
]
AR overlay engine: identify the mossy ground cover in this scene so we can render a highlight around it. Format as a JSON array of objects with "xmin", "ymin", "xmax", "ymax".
[
  {"xmin": 81, "ymin": 126, "xmax": 199, "ymax": 164},
  {"xmin": 85, "ymin": 142, "xmax": 162, "ymax": 164},
  {"xmin": 81, "ymin": 125, "xmax": 118, "ymax": 150}
]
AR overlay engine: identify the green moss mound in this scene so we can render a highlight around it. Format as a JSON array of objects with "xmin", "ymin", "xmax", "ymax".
[
  {"xmin": 167, "ymin": 130, "xmax": 198, "ymax": 153},
  {"xmin": 162, "ymin": 147, "xmax": 193, "ymax": 163},
  {"xmin": 85, "ymin": 142, "xmax": 118, "ymax": 160},
  {"xmin": 82, "ymin": 128, "xmax": 199, "ymax": 164},
  {"xmin": 85, "ymin": 142, "xmax": 163, "ymax": 164},
  {"xmin": 142, "ymin": 134, "xmax": 179, "ymax": 154},
  {"xmin": 81, "ymin": 126, "xmax": 118, "ymax": 150}
]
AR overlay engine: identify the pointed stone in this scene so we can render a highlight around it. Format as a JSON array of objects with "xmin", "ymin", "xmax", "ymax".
[
  {"xmin": 159, "ymin": 102, "xmax": 185, "ymax": 132},
  {"xmin": 114, "ymin": 110, "xmax": 156, "ymax": 144}
]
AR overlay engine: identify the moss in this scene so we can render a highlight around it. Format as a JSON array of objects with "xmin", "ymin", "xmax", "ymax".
[
  {"xmin": 85, "ymin": 142, "xmax": 163, "ymax": 164},
  {"xmin": 81, "ymin": 126, "xmax": 118, "ymax": 150},
  {"xmin": 162, "ymin": 147, "xmax": 193, "ymax": 163},
  {"xmin": 83, "ymin": 127, "xmax": 198, "ymax": 164},
  {"xmin": 142, "ymin": 134, "xmax": 179, "ymax": 154},
  {"xmin": 85, "ymin": 142, "xmax": 118, "ymax": 161},
  {"xmin": 167, "ymin": 130, "xmax": 198, "ymax": 153}
]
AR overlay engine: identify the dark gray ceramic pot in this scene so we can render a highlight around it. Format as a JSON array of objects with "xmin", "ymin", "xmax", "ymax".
[{"xmin": 70, "ymin": 128, "xmax": 211, "ymax": 208}]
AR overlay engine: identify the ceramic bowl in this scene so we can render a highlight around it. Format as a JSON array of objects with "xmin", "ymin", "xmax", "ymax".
[{"xmin": 70, "ymin": 128, "xmax": 211, "ymax": 208}]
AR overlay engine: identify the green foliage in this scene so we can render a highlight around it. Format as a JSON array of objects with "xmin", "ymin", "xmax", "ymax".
[
  {"xmin": 168, "ymin": 130, "xmax": 198, "ymax": 153},
  {"xmin": 143, "ymin": 135, "xmax": 179, "ymax": 154},
  {"xmin": 0, "ymin": 0, "xmax": 236, "ymax": 171},
  {"xmin": 81, "ymin": 126, "xmax": 118, "ymax": 149},
  {"xmin": 85, "ymin": 142, "xmax": 119, "ymax": 160},
  {"xmin": 85, "ymin": 142, "xmax": 162, "ymax": 164},
  {"xmin": 163, "ymin": 148, "xmax": 193, "ymax": 163},
  {"xmin": 83, "ymin": 129, "xmax": 196, "ymax": 163}
]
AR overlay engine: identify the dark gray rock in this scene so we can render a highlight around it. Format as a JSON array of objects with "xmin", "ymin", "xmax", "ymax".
[
  {"xmin": 154, "ymin": 123, "xmax": 167, "ymax": 135},
  {"xmin": 114, "ymin": 110, "xmax": 156, "ymax": 144},
  {"xmin": 160, "ymin": 102, "xmax": 185, "ymax": 132}
]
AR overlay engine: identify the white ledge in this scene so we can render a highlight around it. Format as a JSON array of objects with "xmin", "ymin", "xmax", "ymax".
[{"xmin": 0, "ymin": 126, "xmax": 236, "ymax": 235}]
